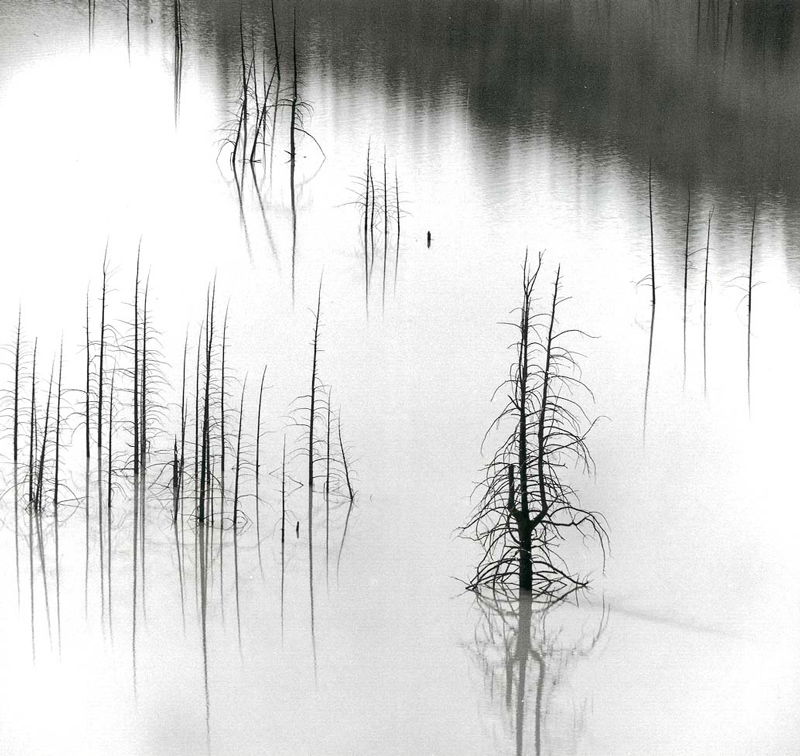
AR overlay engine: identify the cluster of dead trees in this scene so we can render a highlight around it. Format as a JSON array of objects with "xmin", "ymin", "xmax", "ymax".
[
  {"xmin": 354, "ymin": 142, "xmax": 404, "ymax": 316},
  {"xmin": 1, "ymin": 249, "xmax": 361, "ymax": 658}
]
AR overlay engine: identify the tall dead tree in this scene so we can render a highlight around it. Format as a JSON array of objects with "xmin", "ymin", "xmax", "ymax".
[{"xmin": 464, "ymin": 254, "xmax": 607, "ymax": 600}]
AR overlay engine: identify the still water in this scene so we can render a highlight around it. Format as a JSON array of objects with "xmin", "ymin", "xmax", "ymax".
[{"xmin": 0, "ymin": 1, "xmax": 799, "ymax": 753}]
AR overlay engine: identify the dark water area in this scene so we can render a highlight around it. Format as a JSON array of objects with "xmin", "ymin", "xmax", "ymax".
[{"xmin": 193, "ymin": 0, "xmax": 800, "ymax": 211}]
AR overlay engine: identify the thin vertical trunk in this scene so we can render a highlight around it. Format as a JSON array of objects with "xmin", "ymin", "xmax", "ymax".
[
  {"xmin": 307, "ymin": 281, "xmax": 322, "ymax": 660},
  {"xmin": 179, "ymin": 331, "xmax": 188, "ymax": 518},
  {"xmin": 336, "ymin": 418, "xmax": 356, "ymax": 577},
  {"xmin": 194, "ymin": 325, "xmax": 201, "ymax": 506},
  {"xmin": 747, "ymin": 200, "xmax": 756, "ymax": 414},
  {"xmin": 54, "ymin": 343, "xmax": 63, "ymax": 656},
  {"xmin": 255, "ymin": 364, "xmax": 267, "ymax": 574},
  {"xmin": 13, "ymin": 311, "xmax": 21, "ymax": 607},
  {"xmin": 682, "ymin": 182, "xmax": 691, "ymax": 390},
  {"xmin": 643, "ymin": 160, "xmax": 656, "ymax": 442},
  {"xmin": 363, "ymin": 143, "xmax": 371, "ymax": 316},
  {"xmin": 239, "ymin": 10, "xmax": 248, "ymax": 175},
  {"xmin": 98, "ymin": 251, "xmax": 107, "ymax": 622},
  {"xmin": 516, "ymin": 268, "xmax": 533, "ymax": 594},
  {"xmin": 88, "ymin": 0, "xmax": 94, "ymax": 52},
  {"xmin": 200, "ymin": 283, "xmax": 216, "ymax": 522},
  {"xmin": 173, "ymin": 440, "xmax": 180, "ymax": 523},
  {"xmin": 250, "ymin": 44, "xmax": 260, "ymax": 167},
  {"xmin": 34, "ymin": 362, "xmax": 53, "ymax": 646},
  {"xmin": 394, "ymin": 165, "xmax": 400, "ymax": 293},
  {"xmin": 533, "ymin": 268, "xmax": 560, "ymax": 530},
  {"xmin": 269, "ymin": 0, "xmax": 281, "ymax": 181},
  {"xmin": 172, "ymin": 448, "xmax": 186, "ymax": 632},
  {"xmin": 126, "ymin": 0, "xmax": 131, "ymax": 63},
  {"xmin": 218, "ymin": 307, "xmax": 228, "ymax": 607},
  {"xmin": 173, "ymin": 0, "xmax": 183, "ymax": 127},
  {"xmin": 703, "ymin": 208, "xmax": 713, "ymax": 397},
  {"xmin": 85, "ymin": 293, "xmax": 91, "ymax": 617},
  {"xmin": 198, "ymin": 522, "xmax": 211, "ymax": 748},
  {"xmin": 325, "ymin": 391, "xmax": 332, "ymax": 589},
  {"xmin": 280, "ymin": 436, "xmax": 286, "ymax": 636},
  {"xmin": 107, "ymin": 367, "xmax": 115, "ymax": 638},
  {"xmin": 140, "ymin": 276, "xmax": 150, "ymax": 616},
  {"xmin": 289, "ymin": 11, "xmax": 298, "ymax": 301},
  {"xmin": 233, "ymin": 379, "xmax": 246, "ymax": 527},
  {"xmin": 233, "ymin": 379, "xmax": 246, "ymax": 653},
  {"xmin": 220, "ymin": 306, "xmax": 229, "ymax": 524},
  {"xmin": 369, "ymin": 171, "xmax": 376, "ymax": 277},
  {"xmin": 132, "ymin": 252, "xmax": 140, "ymax": 637},
  {"xmin": 649, "ymin": 158, "xmax": 656, "ymax": 302},
  {"xmin": 382, "ymin": 149, "xmax": 388, "ymax": 313},
  {"xmin": 28, "ymin": 340, "xmax": 37, "ymax": 658}
]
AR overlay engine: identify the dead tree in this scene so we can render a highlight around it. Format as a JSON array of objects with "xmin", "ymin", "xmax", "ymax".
[{"xmin": 464, "ymin": 253, "xmax": 608, "ymax": 601}]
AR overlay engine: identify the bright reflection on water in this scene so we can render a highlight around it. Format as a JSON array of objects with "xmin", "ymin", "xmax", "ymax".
[{"xmin": 0, "ymin": 1, "xmax": 799, "ymax": 753}]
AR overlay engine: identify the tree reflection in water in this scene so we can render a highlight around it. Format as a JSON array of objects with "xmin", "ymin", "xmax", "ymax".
[{"xmin": 467, "ymin": 592, "xmax": 610, "ymax": 756}]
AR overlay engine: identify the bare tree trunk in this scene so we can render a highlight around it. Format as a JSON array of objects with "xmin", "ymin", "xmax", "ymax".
[
  {"xmin": 132, "ymin": 251, "xmax": 140, "ymax": 633},
  {"xmin": 97, "ymin": 251, "xmax": 107, "ymax": 621},
  {"xmin": 364, "ymin": 143, "xmax": 371, "ymax": 315},
  {"xmin": 13, "ymin": 311, "xmax": 21, "ymax": 607},
  {"xmin": 325, "ymin": 390, "xmax": 332, "ymax": 589},
  {"xmin": 54, "ymin": 344, "xmax": 63, "ymax": 655},
  {"xmin": 336, "ymin": 418, "xmax": 357, "ymax": 577},
  {"xmin": 199, "ymin": 283, "xmax": 216, "ymax": 522},
  {"xmin": 703, "ymin": 208, "xmax": 713, "ymax": 397},
  {"xmin": 643, "ymin": 159, "xmax": 656, "ymax": 441},
  {"xmin": 28, "ymin": 340, "xmax": 37, "ymax": 658},
  {"xmin": 747, "ymin": 200, "xmax": 756, "ymax": 414},
  {"xmin": 140, "ymin": 276, "xmax": 150, "ymax": 616},
  {"xmin": 394, "ymin": 165, "xmax": 400, "ymax": 293},
  {"xmin": 382, "ymin": 149, "xmax": 388, "ymax": 313},
  {"xmin": 307, "ymin": 280, "xmax": 322, "ymax": 666},
  {"xmin": 516, "ymin": 265, "xmax": 534, "ymax": 594},
  {"xmin": 682, "ymin": 182, "xmax": 691, "ymax": 390},
  {"xmin": 280, "ymin": 435, "xmax": 286, "ymax": 636},
  {"xmin": 289, "ymin": 11, "xmax": 298, "ymax": 301},
  {"xmin": 255, "ymin": 364, "xmax": 267, "ymax": 574},
  {"xmin": 107, "ymin": 367, "xmax": 115, "ymax": 638}
]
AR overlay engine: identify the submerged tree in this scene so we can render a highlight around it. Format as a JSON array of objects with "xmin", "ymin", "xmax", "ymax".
[{"xmin": 464, "ymin": 253, "xmax": 608, "ymax": 601}]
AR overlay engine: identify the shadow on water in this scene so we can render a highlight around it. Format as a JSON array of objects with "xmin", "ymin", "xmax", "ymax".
[{"xmin": 467, "ymin": 592, "xmax": 610, "ymax": 756}]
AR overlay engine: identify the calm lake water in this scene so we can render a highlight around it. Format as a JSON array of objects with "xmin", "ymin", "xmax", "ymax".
[{"xmin": 0, "ymin": 1, "xmax": 799, "ymax": 753}]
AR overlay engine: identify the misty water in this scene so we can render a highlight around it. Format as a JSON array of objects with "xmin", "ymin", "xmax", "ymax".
[{"xmin": 1, "ymin": 1, "xmax": 799, "ymax": 753}]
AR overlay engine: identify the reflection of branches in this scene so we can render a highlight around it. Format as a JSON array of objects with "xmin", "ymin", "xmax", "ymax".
[{"xmin": 466, "ymin": 592, "xmax": 610, "ymax": 756}]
